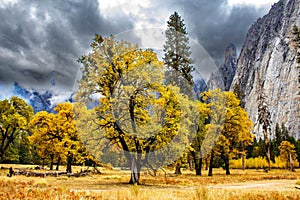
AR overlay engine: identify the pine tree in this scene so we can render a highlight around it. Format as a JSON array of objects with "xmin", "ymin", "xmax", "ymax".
[
  {"xmin": 272, "ymin": 123, "xmax": 282, "ymax": 158},
  {"xmin": 256, "ymin": 71, "xmax": 272, "ymax": 171},
  {"xmin": 163, "ymin": 12, "xmax": 194, "ymax": 97}
]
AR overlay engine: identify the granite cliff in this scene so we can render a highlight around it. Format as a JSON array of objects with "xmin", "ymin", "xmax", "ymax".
[{"xmin": 231, "ymin": 0, "xmax": 300, "ymax": 138}]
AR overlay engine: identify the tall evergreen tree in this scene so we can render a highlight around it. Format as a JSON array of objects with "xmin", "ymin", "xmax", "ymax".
[
  {"xmin": 272, "ymin": 123, "xmax": 283, "ymax": 158},
  {"xmin": 163, "ymin": 12, "xmax": 194, "ymax": 97},
  {"xmin": 256, "ymin": 71, "xmax": 272, "ymax": 171}
]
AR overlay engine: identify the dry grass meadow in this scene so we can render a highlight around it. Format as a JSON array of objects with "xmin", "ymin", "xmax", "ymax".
[{"xmin": 1, "ymin": 164, "xmax": 300, "ymax": 200}]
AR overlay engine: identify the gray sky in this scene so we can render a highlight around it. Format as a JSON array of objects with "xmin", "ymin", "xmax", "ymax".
[{"xmin": 0, "ymin": 0, "xmax": 278, "ymax": 91}]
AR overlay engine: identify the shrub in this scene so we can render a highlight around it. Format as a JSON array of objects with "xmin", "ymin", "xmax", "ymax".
[{"xmin": 230, "ymin": 157, "xmax": 299, "ymax": 169}]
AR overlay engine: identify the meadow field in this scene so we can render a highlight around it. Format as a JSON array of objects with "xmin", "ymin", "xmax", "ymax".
[{"xmin": 1, "ymin": 164, "xmax": 300, "ymax": 200}]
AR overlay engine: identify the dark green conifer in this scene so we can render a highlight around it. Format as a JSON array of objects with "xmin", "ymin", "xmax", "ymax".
[{"xmin": 163, "ymin": 12, "xmax": 194, "ymax": 97}]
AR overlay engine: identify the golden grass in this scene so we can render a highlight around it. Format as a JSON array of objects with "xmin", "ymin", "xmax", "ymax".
[{"xmin": 1, "ymin": 164, "xmax": 300, "ymax": 199}]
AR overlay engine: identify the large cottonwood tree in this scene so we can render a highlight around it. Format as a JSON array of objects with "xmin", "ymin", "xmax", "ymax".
[
  {"xmin": 201, "ymin": 89, "xmax": 253, "ymax": 176},
  {"xmin": 30, "ymin": 103, "xmax": 89, "ymax": 172},
  {"xmin": 0, "ymin": 97, "xmax": 33, "ymax": 161},
  {"xmin": 76, "ymin": 35, "xmax": 190, "ymax": 184}
]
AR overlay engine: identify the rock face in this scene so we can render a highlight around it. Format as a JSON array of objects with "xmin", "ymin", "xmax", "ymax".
[
  {"xmin": 231, "ymin": 0, "xmax": 300, "ymax": 138},
  {"xmin": 207, "ymin": 43, "xmax": 237, "ymax": 91}
]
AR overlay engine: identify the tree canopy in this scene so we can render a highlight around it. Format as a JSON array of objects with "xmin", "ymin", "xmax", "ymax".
[
  {"xmin": 0, "ymin": 97, "xmax": 33, "ymax": 161},
  {"xmin": 200, "ymin": 89, "xmax": 253, "ymax": 176},
  {"xmin": 30, "ymin": 103, "xmax": 90, "ymax": 172}
]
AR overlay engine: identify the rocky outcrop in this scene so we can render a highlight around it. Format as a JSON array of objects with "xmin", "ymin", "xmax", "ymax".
[
  {"xmin": 207, "ymin": 43, "xmax": 237, "ymax": 91},
  {"xmin": 231, "ymin": 0, "xmax": 300, "ymax": 138}
]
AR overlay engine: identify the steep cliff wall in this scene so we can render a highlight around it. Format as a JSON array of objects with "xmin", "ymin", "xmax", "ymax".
[{"xmin": 231, "ymin": 0, "xmax": 300, "ymax": 138}]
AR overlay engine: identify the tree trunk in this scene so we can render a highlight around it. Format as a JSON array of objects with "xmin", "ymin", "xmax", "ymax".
[
  {"xmin": 289, "ymin": 154, "xmax": 295, "ymax": 172},
  {"xmin": 224, "ymin": 156, "xmax": 230, "ymax": 175},
  {"xmin": 174, "ymin": 162, "xmax": 182, "ymax": 175},
  {"xmin": 208, "ymin": 149, "xmax": 214, "ymax": 176},
  {"xmin": 129, "ymin": 158, "xmax": 141, "ymax": 184},
  {"xmin": 0, "ymin": 153, "xmax": 3, "ymax": 162},
  {"xmin": 263, "ymin": 130, "xmax": 271, "ymax": 172},
  {"xmin": 191, "ymin": 151, "xmax": 202, "ymax": 175},
  {"xmin": 66, "ymin": 155, "xmax": 73, "ymax": 173},
  {"xmin": 50, "ymin": 154, "xmax": 54, "ymax": 170},
  {"xmin": 188, "ymin": 153, "xmax": 193, "ymax": 171},
  {"xmin": 195, "ymin": 158, "xmax": 202, "ymax": 175},
  {"xmin": 241, "ymin": 154, "xmax": 245, "ymax": 170},
  {"xmin": 241, "ymin": 143, "xmax": 245, "ymax": 170},
  {"xmin": 56, "ymin": 157, "xmax": 61, "ymax": 171}
]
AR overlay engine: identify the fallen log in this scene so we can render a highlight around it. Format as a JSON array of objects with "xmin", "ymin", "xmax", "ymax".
[
  {"xmin": 3, "ymin": 166, "xmax": 93, "ymax": 177},
  {"xmin": 14, "ymin": 170, "xmax": 68, "ymax": 177},
  {"xmin": 13, "ymin": 170, "xmax": 91, "ymax": 177}
]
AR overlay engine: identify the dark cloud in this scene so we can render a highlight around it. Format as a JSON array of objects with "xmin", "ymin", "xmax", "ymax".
[
  {"xmin": 170, "ymin": 0, "xmax": 273, "ymax": 66},
  {"xmin": 0, "ymin": 0, "xmax": 134, "ymax": 90}
]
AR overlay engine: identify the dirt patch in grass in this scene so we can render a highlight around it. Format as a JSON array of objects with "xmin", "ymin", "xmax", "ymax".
[{"xmin": 209, "ymin": 180, "xmax": 297, "ymax": 191}]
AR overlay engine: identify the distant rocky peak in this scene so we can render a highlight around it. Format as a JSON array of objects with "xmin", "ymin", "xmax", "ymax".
[
  {"xmin": 12, "ymin": 81, "xmax": 73, "ymax": 113},
  {"xmin": 206, "ymin": 43, "xmax": 237, "ymax": 91},
  {"xmin": 224, "ymin": 43, "xmax": 237, "ymax": 62}
]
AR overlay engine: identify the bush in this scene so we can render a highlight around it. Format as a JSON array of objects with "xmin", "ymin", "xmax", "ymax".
[
  {"xmin": 272, "ymin": 157, "xmax": 287, "ymax": 169},
  {"xmin": 230, "ymin": 157, "xmax": 299, "ymax": 169},
  {"xmin": 230, "ymin": 157, "xmax": 269, "ymax": 169}
]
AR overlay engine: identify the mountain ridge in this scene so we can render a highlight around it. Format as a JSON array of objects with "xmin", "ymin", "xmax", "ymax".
[{"xmin": 13, "ymin": 82, "xmax": 73, "ymax": 113}]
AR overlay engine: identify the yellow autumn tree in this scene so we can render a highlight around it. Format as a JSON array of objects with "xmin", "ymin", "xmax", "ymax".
[
  {"xmin": 76, "ymin": 35, "xmax": 193, "ymax": 184},
  {"xmin": 279, "ymin": 141, "xmax": 297, "ymax": 171},
  {"xmin": 72, "ymin": 102, "xmax": 105, "ymax": 167},
  {"xmin": 189, "ymin": 101, "xmax": 211, "ymax": 175},
  {"xmin": 0, "ymin": 97, "xmax": 33, "ymax": 162},
  {"xmin": 30, "ymin": 103, "xmax": 91, "ymax": 172},
  {"xmin": 217, "ymin": 91, "xmax": 253, "ymax": 175},
  {"xmin": 29, "ymin": 111, "xmax": 63, "ymax": 169},
  {"xmin": 201, "ymin": 89, "xmax": 253, "ymax": 176}
]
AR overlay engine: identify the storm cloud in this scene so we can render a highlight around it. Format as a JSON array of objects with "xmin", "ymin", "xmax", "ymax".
[
  {"xmin": 0, "ymin": 0, "xmax": 133, "ymax": 90},
  {"xmin": 181, "ymin": 0, "xmax": 271, "ymax": 65},
  {"xmin": 0, "ymin": 0, "xmax": 276, "ymax": 91},
  {"xmin": 148, "ymin": 0, "xmax": 273, "ymax": 66}
]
